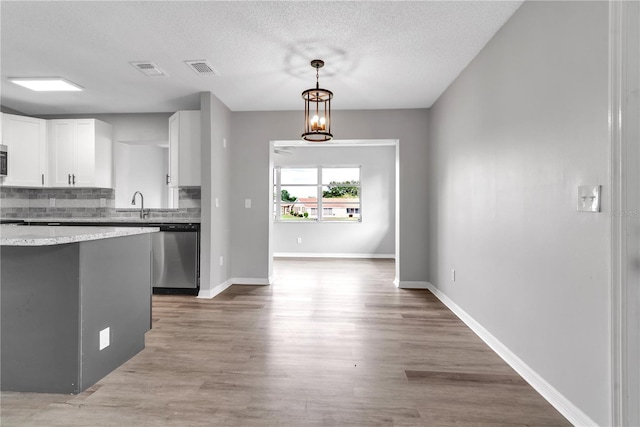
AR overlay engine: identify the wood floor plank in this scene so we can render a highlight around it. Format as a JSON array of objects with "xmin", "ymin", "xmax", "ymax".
[{"xmin": 0, "ymin": 258, "xmax": 571, "ymax": 426}]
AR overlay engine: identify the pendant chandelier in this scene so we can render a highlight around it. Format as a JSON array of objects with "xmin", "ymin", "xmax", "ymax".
[{"xmin": 301, "ymin": 59, "xmax": 333, "ymax": 141}]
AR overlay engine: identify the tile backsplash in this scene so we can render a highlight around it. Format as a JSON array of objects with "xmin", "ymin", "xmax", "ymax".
[{"xmin": 0, "ymin": 187, "xmax": 201, "ymax": 220}]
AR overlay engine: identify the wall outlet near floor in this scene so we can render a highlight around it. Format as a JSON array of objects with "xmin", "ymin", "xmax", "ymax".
[
  {"xmin": 49, "ymin": 198, "xmax": 55, "ymax": 207},
  {"xmin": 219, "ymin": 256, "xmax": 224, "ymax": 266},
  {"xmin": 245, "ymin": 199, "xmax": 251, "ymax": 209},
  {"xmin": 99, "ymin": 198, "xmax": 106, "ymax": 207},
  {"xmin": 451, "ymin": 269, "xmax": 456, "ymax": 282},
  {"xmin": 297, "ymin": 237, "xmax": 302, "ymax": 244},
  {"xmin": 99, "ymin": 327, "xmax": 110, "ymax": 351},
  {"xmin": 223, "ymin": 138, "xmax": 227, "ymax": 148}
]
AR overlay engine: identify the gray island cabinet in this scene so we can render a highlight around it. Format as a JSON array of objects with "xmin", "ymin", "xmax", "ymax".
[{"xmin": 0, "ymin": 225, "xmax": 158, "ymax": 393}]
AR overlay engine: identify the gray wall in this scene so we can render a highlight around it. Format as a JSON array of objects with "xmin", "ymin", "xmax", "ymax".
[
  {"xmin": 273, "ymin": 145, "xmax": 395, "ymax": 256},
  {"xmin": 200, "ymin": 92, "xmax": 232, "ymax": 294},
  {"xmin": 230, "ymin": 109, "xmax": 428, "ymax": 282},
  {"xmin": 427, "ymin": 1, "xmax": 609, "ymax": 424}
]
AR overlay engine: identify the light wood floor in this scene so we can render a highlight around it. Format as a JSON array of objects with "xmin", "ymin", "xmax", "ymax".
[{"xmin": 1, "ymin": 258, "xmax": 571, "ymax": 426}]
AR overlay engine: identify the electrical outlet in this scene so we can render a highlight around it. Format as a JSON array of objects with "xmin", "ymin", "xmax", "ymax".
[
  {"xmin": 223, "ymin": 138, "xmax": 227, "ymax": 148},
  {"xmin": 215, "ymin": 198, "xmax": 219, "ymax": 208},
  {"xmin": 49, "ymin": 198, "xmax": 55, "ymax": 207},
  {"xmin": 245, "ymin": 199, "xmax": 251, "ymax": 209},
  {"xmin": 219, "ymin": 256, "xmax": 224, "ymax": 266},
  {"xmin": 99, "ymin": 198, "xmax": 106, "ymax": 207},
  {"xmin": 297, "ymin": 237, "xmax": 302, "ymax": 244},
  {"xmin": 99, "ymin": 327, "xmax": 110, "ymax": 351},
  {"xmin": 451, "ymin": 269, "xmax": 456, "ymax": 282}
]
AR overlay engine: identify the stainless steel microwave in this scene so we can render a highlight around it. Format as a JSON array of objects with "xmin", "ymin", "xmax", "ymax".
[{"xmin": 0, "ymin": 145, "xmax": 6, "ymax": 177}]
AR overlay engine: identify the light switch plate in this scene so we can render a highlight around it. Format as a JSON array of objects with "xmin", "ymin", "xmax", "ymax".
[
  {"xmin": 577, "ymin": 185, "xmax": 601, "ymax": 212},
  {"xmin": 99, "ymin": 327, "xmax": 110, "ymax": 351}
]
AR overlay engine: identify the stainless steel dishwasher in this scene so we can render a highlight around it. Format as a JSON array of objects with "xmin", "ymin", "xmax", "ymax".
[{"xmin": 151, "ymin": 223, "xmax": 199, "ymax": 295}]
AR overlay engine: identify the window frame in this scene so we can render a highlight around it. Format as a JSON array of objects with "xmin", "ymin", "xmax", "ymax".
[{"xmin": 274, "ymin": 166, "xmax": 362, "ymax": 223}]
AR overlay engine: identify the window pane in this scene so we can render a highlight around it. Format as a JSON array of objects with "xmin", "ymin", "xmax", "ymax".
[
  {"xmin": 281, "ymin": 186, "xmax": 316, "ymax": 200},
  {"xmin": 322, "ymin": 168, "xmax": 359, "ymax": 185},
  {"xmin": 321, "ymin": 198, "xmax": 360, "ymax": 221},
  {"xmin": 280, "ymin": 186, "xmax": 316, "ymax": 221},
  {"xmin": 321, "ymin": 184, "xmax": 359, "ymax": 198},
  {"xmin": 281, "ymin": 168, "xmax": 317, "ymax": 185}
]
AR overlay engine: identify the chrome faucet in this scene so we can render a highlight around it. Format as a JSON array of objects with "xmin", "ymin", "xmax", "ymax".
[{"xmin": 131, "ymin": 191, "xmax": 149, "ymax": 219}]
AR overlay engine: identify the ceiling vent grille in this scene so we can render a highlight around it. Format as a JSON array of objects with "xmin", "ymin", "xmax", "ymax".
[
  {"xmin": 130, "ymin": 62, "xmax": 168, "ymax": 77},
  {"xmin": 185, "ymin": 60, "xmax": 219, "ymax": 76}
]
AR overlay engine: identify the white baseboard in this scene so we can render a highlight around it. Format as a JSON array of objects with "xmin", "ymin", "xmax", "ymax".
[
  {"xmin": 231, "ymin": 277, "xmax": 270, "ymax": 286},
  {"xmin": 397, "ymin": 280, "xmax": 429, "ymax": 289},
  {"xmin": 425, "ymin": 282, "xmax": 598, "ymax": 427},
  {"xmin": 274, "ymin": 252, "xmax": 395, "ymax": 259},
  {"xmin": 197, "ymin": 277, "xmax": 272, "ymax": 298},
  {"xmin": 197, "ymin": 279, "xmax": 232, "ymax": 299}
]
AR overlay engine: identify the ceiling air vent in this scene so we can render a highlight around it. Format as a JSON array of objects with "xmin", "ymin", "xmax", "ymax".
[
  {"xmin": 185, "ymin": 60, "xmax": 219, "ymax": 76},
  {"xmin": 130, "ymin": 62, "xmax": 168, "ymax": 77}
]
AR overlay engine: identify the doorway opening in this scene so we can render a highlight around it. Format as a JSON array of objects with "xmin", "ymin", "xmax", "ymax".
[{"xmin": 267, "ymin": 139, "xmax": 399, "ymax": 285}]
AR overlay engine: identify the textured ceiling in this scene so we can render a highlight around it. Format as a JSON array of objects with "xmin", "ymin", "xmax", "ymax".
[{"xmin": 1, "ymin": 1, "xmax": 523, "ymax": 116}]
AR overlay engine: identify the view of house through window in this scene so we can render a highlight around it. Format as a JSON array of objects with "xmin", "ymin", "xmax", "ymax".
[{"xmin": 274, "ymin": 167, "xmax": 361, "ymax": 222}]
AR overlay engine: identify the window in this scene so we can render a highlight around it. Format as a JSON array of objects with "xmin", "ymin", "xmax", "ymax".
[{"xmin": 274, "ymin": 166, "xmax": 361, "ymax": 222}]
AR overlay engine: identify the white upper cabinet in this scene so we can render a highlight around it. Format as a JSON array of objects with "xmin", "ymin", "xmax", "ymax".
[
  {"xmin": 168, "ymin": 111, "xmax": 201, "ymax": 188},
  {"xmin": 1, "ymin": 113, "xmax": 47, "ymax": 187},
  {"xmin": 48, "ymin": 119, "xmax": 113, "ymax": 188}
]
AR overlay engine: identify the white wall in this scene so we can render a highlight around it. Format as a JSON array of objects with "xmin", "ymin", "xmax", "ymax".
[
  {"xmin": 273, "ymin": 145, "xmax": 395, "ymax": 257},
  {"xmin": 229, "ymin": 109, "xmax": 428, "ymax": 283},
  {"xmin": 427, "ymin": 1, "xmax": 609, "ymax": 425},
  {"xmin": 114, "ymin": 142, "xmax": 167, "ymax": 208},
  {"xmin": 114, "ymin": 142, "xmax": 131, "ymax": 208}
]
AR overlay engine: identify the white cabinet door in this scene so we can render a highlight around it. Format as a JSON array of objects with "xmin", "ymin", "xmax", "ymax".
[
  {"xmin": 168, "ymin": 113, "xmax": 180, "ymax": 188},
  {"xmin": 74, "ymin": 119, "xmax": 96, "ymax": 187},
  {"xmin": 177, "ymin": 111, "xmax": 200, "ymax": 187},
  {"xmin": 48, "ymin": 119, "xmax": 113, "ymax": 188},
  {"xmin": 1, "ymin": 114, "xmax": 47, "ymax": 187},
  {"xmin": 48, "ymin": 120, "xmax": 76, "ymax": 186},
  {"xmin": 168, "ymin": 111, "xmax": 201, "ymax": 189}
]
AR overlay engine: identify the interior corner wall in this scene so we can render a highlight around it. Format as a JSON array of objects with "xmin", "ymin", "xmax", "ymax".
[
  {"xmin": 427, "ymin": 1, "xmax": 609, "ymax": 424},
  {"xmin": 200, "ymin": 92, "xmax": 232, "ymax": 293},
  {"xmin": 273, "ymin": 145, "xmax": 396, "ymax": 257},
  {"xmin": 230, "ymin": 109, "xmax": 428, "ymax": 282}
]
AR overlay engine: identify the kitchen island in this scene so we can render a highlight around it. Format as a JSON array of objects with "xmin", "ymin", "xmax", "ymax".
[{"xmin": 0, "ymin": 225, "xmax": 158, "ymax": 393}]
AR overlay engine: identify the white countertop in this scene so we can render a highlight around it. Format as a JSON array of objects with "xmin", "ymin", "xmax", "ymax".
[
  {"xmin": 19, "ymin": 217, "xmax": 200, "ymax": 224},
  {"xmin": 0, "ymin": 225, "xmax": 160, "ymax": 246}
]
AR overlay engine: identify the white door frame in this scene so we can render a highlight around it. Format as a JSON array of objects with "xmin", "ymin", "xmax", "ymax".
[
  {"xmin": 268, "ymin": 139, "xmax": 400, "ymax": 284},
  {"xmin": 610, "ymin": 1, "xmax": 639, "ymax": 425}
]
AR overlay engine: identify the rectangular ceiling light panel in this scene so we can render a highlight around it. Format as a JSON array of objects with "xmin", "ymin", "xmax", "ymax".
[{"xmin": 10, "ymin": 78, "xmax": 83, "ymax": 91}]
